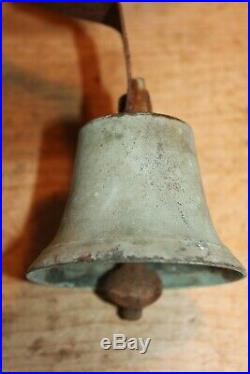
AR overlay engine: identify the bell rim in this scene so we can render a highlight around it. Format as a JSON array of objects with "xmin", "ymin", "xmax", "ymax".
[
  {"xmin": 27, "ymin": 257, "xmax": 246, "ymax": 278},
  {"xmin": 26, "ymin": 239, "xmax": 246, "ymax": 289},
  {"xmin": 26, "ymin": 260, "xmax": 246, "ymax": 289}
]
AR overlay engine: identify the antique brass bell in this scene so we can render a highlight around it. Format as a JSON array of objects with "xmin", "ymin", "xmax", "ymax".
[{"xmin": 26, "ymin": 3, "xmax": 246, "ymax": 320}]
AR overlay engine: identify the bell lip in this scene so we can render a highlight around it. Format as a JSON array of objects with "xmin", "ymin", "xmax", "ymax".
[
  {"xmin": 26, "ymin": 258, "xmax": 247, "ymax": 277},
  {"xmin": 80, "ymin": 112, "xmax": 191, "ymax": 131},
  {"xmin": 26, "ymin": 256, "xmax": 246, "ymax": 289}
]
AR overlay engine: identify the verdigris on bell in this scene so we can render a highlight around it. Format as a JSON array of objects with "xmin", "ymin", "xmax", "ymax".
[{"xmin": 26, "ymin": 3, "xmax": 246, "ymax": 320}]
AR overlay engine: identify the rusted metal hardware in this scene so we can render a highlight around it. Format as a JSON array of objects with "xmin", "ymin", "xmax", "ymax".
[
  {"xmin": 99, "ymin": 264, "xmax": 162, "ymax": 320},
  {"xmin": 125, "ymin": 78, "xmax": 152, "ymax": 113}
]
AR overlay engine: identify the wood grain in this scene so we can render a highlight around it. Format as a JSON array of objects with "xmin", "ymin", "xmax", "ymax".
[{"xmin": 3, "ymin": 2, "xmax": 247, "ymax": 372}]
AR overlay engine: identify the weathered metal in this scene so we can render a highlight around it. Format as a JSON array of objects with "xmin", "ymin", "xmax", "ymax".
[
  {"xmin": 98, "ymin": 263, "xmax": 162, "ymax": 320},
  {"xmin": 26, "ymin": 113, "xmax": 246, "ymax": 290},
  {"xmin": 125, "ymin": 78, "xmax": 152, "ymax": 113},
  {"xmin": 25, "ymin": 3, "xmax": 246, "ymax": 320}
]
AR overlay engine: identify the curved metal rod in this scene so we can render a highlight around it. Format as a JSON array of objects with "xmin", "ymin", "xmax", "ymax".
[{"xmin": 36, "ymin": 2, "xmax": 151, "ymax": 112}]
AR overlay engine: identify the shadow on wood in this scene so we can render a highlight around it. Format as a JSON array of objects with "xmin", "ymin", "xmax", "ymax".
[{"xmin": 3, "ymin": 4, "xmax": 114, "ymax": 280}]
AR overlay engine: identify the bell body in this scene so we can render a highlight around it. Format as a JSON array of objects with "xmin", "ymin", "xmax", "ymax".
[{"xmin": 26, "ymin": 113, "xmax": 245, "ymax": 287}]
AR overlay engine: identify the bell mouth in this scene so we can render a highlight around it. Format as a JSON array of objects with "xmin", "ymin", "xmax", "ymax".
[{"xmin": 26, "ymin": 261, "xmax": 245, "ymax": 289}]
